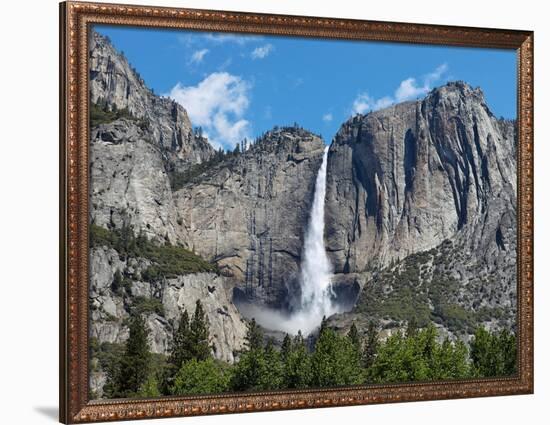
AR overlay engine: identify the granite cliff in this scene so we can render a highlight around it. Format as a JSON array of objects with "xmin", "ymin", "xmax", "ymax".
[{"xmin": 325, "ymin": 82, "xmax": 516, "ymax": 339}]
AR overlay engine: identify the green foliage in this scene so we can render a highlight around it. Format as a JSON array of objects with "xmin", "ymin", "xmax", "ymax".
[
  {"xmin": 229, "ymin": 347, "xmax": 268, "ymax": 391},
  {"xmin": 93, "ymin": 307, "xmax": 517, "ymax": 399},
  {"xmin": 167, "ymin": 150, "xmax": 227, "ymax": 191},
  {"xmin": 132, "ymin": 296, "xmax": 164, "ymax": 316},
  {"xmin": 90, "ymin": 101, "xmax": 136, "ymax": 127},
  {"xmin": 244, "ymin": 318, "xmax": 264, "ymax": 351},
  {"xmin": 171, "ymin": 358, "xmax": 230, "ymax": 395},
  {"xmin": 89, "ymin": 339, "xmax": 125, "ymax": 379},
  {"xmin": 362, "ymin": 321, "xmax": 379, "ymax": 368},
  {"xmin": 470, "ymin": 327, "xmax": 517, "ymax": 377},
  {"xmin": 104, "ymin": 315, "xmax": 151, "ymax": 398},
  {"xmin": 355, "ymin": 240, "xmax": 508, "ymax": 334},
  {"xmin": 310, "ymin": 326, "xmax": 364, "ymax": 387},
  {"xmin": 111, "ymin": 269, "xmax": 123, "ymax": 295},
  {"xmin": 137, "ymin": 375, "xmax": 161, "ymax": 398},
  {"xmin": 261, "ymin": 339, "xmax": 285, "ymax": 390},
  {"xmin": 283, "ymin": 332, "xmax": 312, "ymax": 389},
  {"xmin": 90, "ymin": 224, "xmax": 218, "ymax": 280},
  {"xmin": 280, "ymin": 334, "xmax": 292, "ymax": 362},
  {"xmin": 165, "ymin": 301, "xmax": 212, "ymax": 391},
  {"xmin": 366, "ymin": 325, "xmax": 471, "ymax": 383},
  {"xmin": 348, "ymin": 323, "xmax": 361, "ymax": 349},
  {"xmin": 169, "ymin": 310, "xmax": 193, "ymax": 370},
  {"xmin": 189, "ymin": 300, "xmax": 211, "ymax": 361}
]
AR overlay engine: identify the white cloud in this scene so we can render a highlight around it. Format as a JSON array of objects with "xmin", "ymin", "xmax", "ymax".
[
  {"xmin": 167, "ymin": 72, "xmax": 251, "ymax": 150},
  {"xmin": 203, "ymin": 33, "xmax": 263, "ymax": 45},
  {"xmin": 352, "ymin": 94, "xmax": 394, "ymax": 114},
  {"xmin": 394, "ymin": 78, "xmax": 427, "ymax": 102},
  {"xmin": 322, "ymin": 113, "xmax": 333, "ymax": 122},
  {"xmin": 179, "ymin": 33, "xmax": 263, "ymax": 47},
  {"xmin": 251, "ymin": 44, "xmax": 274, "ymax": 59},
  {"xmin": 189, "ymin": 48, "xmax": 209, "ymax": 64},
  {"xmin": 352, "ymin": 63, "xmax": 448, "ymax": 114}
]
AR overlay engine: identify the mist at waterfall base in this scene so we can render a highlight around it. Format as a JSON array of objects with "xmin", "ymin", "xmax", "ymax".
[{"xmin": 237, "ymin": 147, "xmax": 344, "ymax": 336}]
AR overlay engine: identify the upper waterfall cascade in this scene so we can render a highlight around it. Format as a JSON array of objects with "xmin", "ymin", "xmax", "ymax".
[{"xmin": 285, "ymin": 146, "xmax": 338, "ymax": 335}]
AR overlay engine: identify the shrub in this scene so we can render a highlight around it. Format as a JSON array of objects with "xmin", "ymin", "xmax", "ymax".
[
  {"xmin": 90, "ymin": 101, "xmax": 137, "ymax": 127},
  {"xmin": 90, "ymin": 224, "xmax": 218, "ymax": 280},
  {"xmin": 171, "ymin": 358, "xmax": 230, "ymax": 395},
  {"xmin": 132, "ymin": 296, "xmax": 164, "ymax": 316}
]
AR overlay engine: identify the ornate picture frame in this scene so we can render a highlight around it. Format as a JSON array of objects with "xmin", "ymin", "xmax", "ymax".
[{"xmin": 59, "ymin": 1, "xmax": 534, "ymax": 423}]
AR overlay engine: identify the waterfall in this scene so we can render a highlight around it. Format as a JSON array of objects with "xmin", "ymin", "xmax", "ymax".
[
  {"xmin": 298, "ymin": 146, "xmax": 335, "ymax": 314},
  {"xmin": 286, "ymin": 146, "xmax": 337, "ymax": 334},
  {"xmin": 236, "ymin": 146, "xmax": 338, "ymax": 336}
]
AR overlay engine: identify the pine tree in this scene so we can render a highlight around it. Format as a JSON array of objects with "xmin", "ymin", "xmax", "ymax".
[
  {"xmin": 259, "ymin": 339, "xmax": 284, "ymax": 390},
  {"xmin": 470, "ymin": 327, "xmax": 516, "ymax": 377},
  {"xmin": 190, "ymin": 300, "xmax": 210, "ymax": 361},
  {"xmin": 311, "ymin": 327, "xmax": 363, "ymax": 387},
  {"xmin": 498, "ymin": 329, "xmax": 517, "ymax": 375},
  {"xmin": 244, "ymin": 318, "xmax": 264, "ymax": 351},
  {"xmin": 171, "ymin": 358, "xmax": 230, "ymax": 395},
  {"xmin": 319, "ymin": 315, "xmax": 329, "ymax": 336},
  {"xmin": 108, "ymin": 314, "xmax": 151, "ymax": 398},
  {"xmin": 366, "ymin": 324, "xmax": 470, "ymax": 383},
  {"xmin": 280, "ymin": 334, "xmax": 292, "ymax": 363},
  {"xmin": 137, "ymin": 375, "xmax": 161, "ymax": 398},
  {"xmin": 362, "ymin": 321, "xmax": 379, "ymax": 368},
  {"xmin": 283, "ymin": 331, "xmax": 312, "ymax": 389},
  {"xmin": 169, "ymin": 309, "xmax": 193, "ymax": 369},
  {"xmin": 347, "ymin": 323, "xmax": 360, "ymax": 349},
  {"xmin": 406, "ymin": 316, "xmax": 419, "ymax": 338},
  {"xmin": 112, "ymin": 269, "xmax": 123, "ymax": 294}
]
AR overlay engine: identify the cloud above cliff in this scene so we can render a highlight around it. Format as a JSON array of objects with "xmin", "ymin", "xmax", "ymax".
[
  {"xmin": 352, "ymin": 63, "xmax": 449, "ymax": 114},
  {"xmin": 168, "ymin": 72, "xmax": 252, "ymax": 150}
]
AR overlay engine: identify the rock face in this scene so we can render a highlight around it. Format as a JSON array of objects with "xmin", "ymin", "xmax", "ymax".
[
  {"xmin": 89, "ymin": 31, "xmax": 214, "ymax": 243},
  {"xmin": 90, "ymin": 246, "xmax": 247, "ymax": 362},
  {"xmin": 326, "ymin": 81, "xmax": 516, "ymax": 272},
  {"xmin": 88, "ymin": 32, "xmax": 247, "ymax": 398},
  {"xmin": 325, "ymin": 82, "xmax": 516, "ymax": 337},
  {"xmin": 174, "ymin": 127, "xmax": 326, "ymax": 308},
  {"xmin": 90, "ymin": 31, "xmax": 214, "ymax": 165}
]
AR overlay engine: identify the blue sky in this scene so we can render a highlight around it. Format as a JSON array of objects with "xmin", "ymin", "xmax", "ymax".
[{"xmin": 94, "ymin": 25, "xmax": 517, "ymax": 150}]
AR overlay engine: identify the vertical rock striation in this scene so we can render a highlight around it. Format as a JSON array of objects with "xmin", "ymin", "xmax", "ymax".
[
  {"xmin": 89, "ymin": 31, "xmax": 214, "ymax": 243},
  {"xmin": 326, "ymin": 81, "xmax": 516, "ymax": 274},
  {"xmin": 174, "ymin": 127, "xmax": 326, "ymax": 308},
  {"xmin": 325, "ymin": 82, "xmax": 516, "ymax": 337}
]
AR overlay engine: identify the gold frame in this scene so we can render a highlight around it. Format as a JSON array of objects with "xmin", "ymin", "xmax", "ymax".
[{"xmin": 59, "ymin": 1, "xmax": 534, "ymax": 423}]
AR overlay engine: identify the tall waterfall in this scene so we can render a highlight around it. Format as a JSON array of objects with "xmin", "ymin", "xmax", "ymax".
[
  {"xmin": 236, "ymin": 146, "xmax": 337, "ymax": 335},
  {"xmin": 286, "ymin": 146, "xmax": 337, "ymax": 334}
]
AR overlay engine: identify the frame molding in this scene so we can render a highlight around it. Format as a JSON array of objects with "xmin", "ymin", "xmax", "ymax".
[{"xmin": 59, "ymin": 1, "xmax": 534, "ymax": 423}]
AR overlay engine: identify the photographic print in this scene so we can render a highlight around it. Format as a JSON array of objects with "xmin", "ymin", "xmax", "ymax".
[
  {"xmin": 59, "ymin": 3, "xmax": 536, "ymax": 422},
  {"xmin": 87, "ymin": 24, "xmax": 519, "ymax": 401}
]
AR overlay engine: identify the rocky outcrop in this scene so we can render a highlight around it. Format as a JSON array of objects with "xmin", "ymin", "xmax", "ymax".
[
  {"xmin": 90, "ymin": 122, "xmax": 186, "ymax": 243},
  {"xmin": 90, "ymin": 31, "xmax": 214, "ymax": 165},
  {"xmin": 325, "ymin": 82, "xmax": 516, "ymax": 337},
  {"xmin": 90, "ymin": 246, "xmax": 247, "ymax": 362},
  {"xmin": 325, "ymin": 81, "xmax": 516, "ymax": 273},
  {"xmin": 89, "ymin": 31, "xmax": 214, "ymax": 243},
  {"xmin": 174, "ymin": 127, "xmax": 326, "ymax": 308}
]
